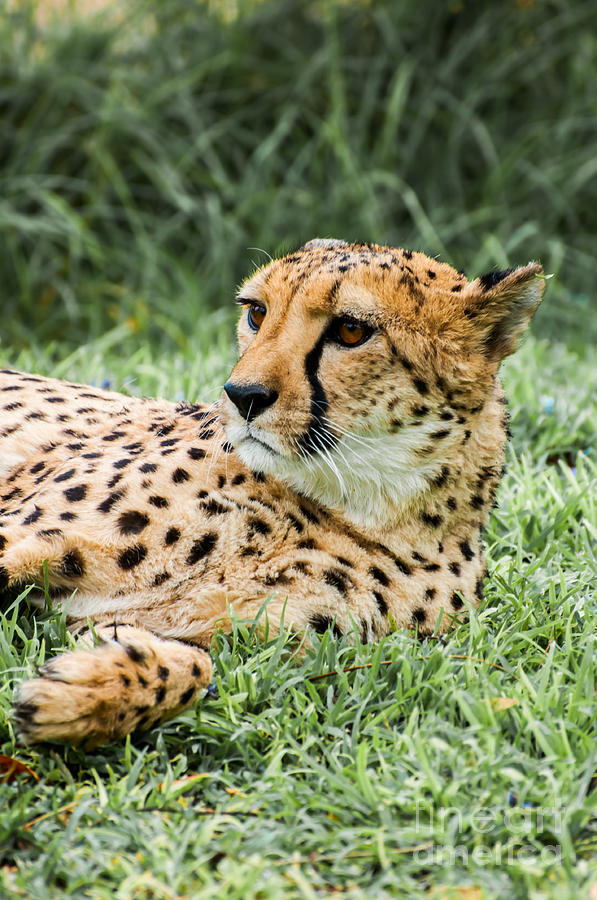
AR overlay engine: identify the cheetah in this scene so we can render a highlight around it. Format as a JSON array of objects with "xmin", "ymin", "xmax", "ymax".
[{"xmin": 0, "ymin": 239, "xmax": 545, "ymax": 747}]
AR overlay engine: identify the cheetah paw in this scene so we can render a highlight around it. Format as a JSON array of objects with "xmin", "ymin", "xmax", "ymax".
[{"xmin": 14, "ymin": 627, "xmax": 212, "ymax": 747}]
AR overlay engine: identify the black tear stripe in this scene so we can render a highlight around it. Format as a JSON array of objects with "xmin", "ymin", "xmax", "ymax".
[{"xmin": 298, "ymin": 305, "xmax": 339, "ymax": 456}]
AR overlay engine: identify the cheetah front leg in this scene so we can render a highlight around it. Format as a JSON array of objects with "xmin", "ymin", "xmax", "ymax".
[{"xmin": 14, "ymin": 625, "xmax": 212, "ymax": 747}]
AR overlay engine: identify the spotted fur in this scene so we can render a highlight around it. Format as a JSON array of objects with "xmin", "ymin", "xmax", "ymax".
[{"xmin": 1, "ymin": 238, "xmax": 545, "ymax": 746}]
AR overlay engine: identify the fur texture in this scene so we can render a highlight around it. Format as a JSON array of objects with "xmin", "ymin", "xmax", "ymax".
[{"xmin": 0, "ymin": 239, "xmax": 545, "ymax": 745}]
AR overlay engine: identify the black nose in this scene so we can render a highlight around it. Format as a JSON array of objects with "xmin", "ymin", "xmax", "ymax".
[{"xmin": 224, "ymin": 381, "xmax": 278, "ymax": 421}]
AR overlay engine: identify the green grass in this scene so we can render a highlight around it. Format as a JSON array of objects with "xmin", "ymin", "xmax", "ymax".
[
  {"xmin": 1, "ymin": 0, "xmax": 597, "ymax": 896},
  {"xmin": 2, "ymin": 0, "xmax": 597, "ymax": 354},
  {"xmin": 1, "ymin": 332, "xmax": 596, "ymax": 899}
]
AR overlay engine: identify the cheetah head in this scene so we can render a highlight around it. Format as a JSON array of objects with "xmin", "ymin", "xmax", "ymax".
[{"xmin": 220, "ymin": 239, "xmax": 545, "ymax": 525}]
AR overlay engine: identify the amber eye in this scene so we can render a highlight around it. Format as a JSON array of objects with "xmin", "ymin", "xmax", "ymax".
[
  {"xmin": 247, "ymin": 303, "xmax": 266, "ymax": 331},
  {"xmin": 333, "ymin": 319, "xmax": 371, "ymax": 347}
]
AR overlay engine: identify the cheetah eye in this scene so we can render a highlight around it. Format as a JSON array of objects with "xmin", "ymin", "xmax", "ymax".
[
  {"xmin": 332, "ymin": 318, "xmax": 372, "ymax": 347},
  {"xmin": 247, "ymin": 303, "xmax": 266, "ymax": 332}
]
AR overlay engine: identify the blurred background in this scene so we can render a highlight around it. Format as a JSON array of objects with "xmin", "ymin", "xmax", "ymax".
[{"xmin": 1, "ymin": 0, "xmax": 596, "ymax": 357}]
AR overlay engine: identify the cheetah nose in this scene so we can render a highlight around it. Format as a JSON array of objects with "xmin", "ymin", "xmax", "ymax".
[{"xmin": 224, "ymin": 382, "xmax": 279, "ymax": 421}]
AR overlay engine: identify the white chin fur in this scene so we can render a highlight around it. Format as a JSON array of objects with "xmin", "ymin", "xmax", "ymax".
[{"xmin": 226, "ymin": 422, "xmax": 440, "ymax": 528}]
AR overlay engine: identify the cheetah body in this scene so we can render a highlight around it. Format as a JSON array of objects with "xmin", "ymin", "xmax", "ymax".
[{"xmin": 0, "ymin": 239, "xmax": 545, "ymax": 745}]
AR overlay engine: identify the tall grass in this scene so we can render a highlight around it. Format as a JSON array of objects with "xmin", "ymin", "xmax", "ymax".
[{"xmin": 1, "ymin": 0, "xmax": 596, "ymax": 354}]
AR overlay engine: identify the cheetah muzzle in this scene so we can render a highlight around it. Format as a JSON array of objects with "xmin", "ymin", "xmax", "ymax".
[{"xmin": 0, "ymin": 238, "xmax": 545, "ymax": 747}]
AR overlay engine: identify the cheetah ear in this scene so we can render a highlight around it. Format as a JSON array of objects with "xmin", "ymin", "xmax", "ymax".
[
  {"xmin": 301, "ymin": 238, "xmax": 348, "ymax": 251},
  {"xmin": 465, "ymin": 263, "xmax": 546, "ymax": 361}
]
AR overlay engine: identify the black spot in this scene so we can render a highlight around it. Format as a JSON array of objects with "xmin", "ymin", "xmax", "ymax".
[
  {"xmin": 60, "ymin": 511, "xmax": 77, "ymax": 522},
  {"xmin": 427, "ymin": 269, "xmax": 436, "ymax": 279},
  {"xmin": 423, "ymin": 563, "xmax": 440, "ymax": 572},
  {"xmin": 64, "ymin": 485, "xmax": 87, "ymax": 502},
  {"xmin": 66, "ymin": 442, "xmax": 84, "ymax": 451},
  {"xmin": 369, "ymin": 566, "xmax": 389, "ymax": 586},
  {"xmin": 447, "ymin": 497, "xmax": 458, "ymax": 511},
  {"xmin": 82, "ymin": 452, "xmax": 101, "ymax": 460},
  {"xmin": 37, "ymin": 528, "xmax": 62, "ymax": 538},
  {"xmin": 172, "ymin": 467, "xmax": 190, "ymax": 484},
  {"xmin": 479, "ymin": 268, "xmax": 514, "ymax": 291},
  {"xmin": 45, "ymin": 395, "xmax": 65, "ymax": 403},
  {"xmin": 448, "ymin": 561, "xmax": 461, "ymax": 576},
  {"xmin": 470, "ymin": 494, "xmax": 485, "ymax": 510},
  {"xmin": 460, "ymin": 540, "xmax": 475, "ymax": 561},
  {"xmin": 412, "ymin": 607, "xmax": 426, "ymax": 625},
  {"xmin": 191, "ymin": 663, "xmax": 201, "ymax": 678},
  {"xmin": 413, "ymin": 378, "xmax": 429, "ymax": 395},
  {"xmin": 373, "ymin": 591, "xmax": 388, "ymax": 615},
  {"xmin": 430, "ymin": 466, "xmax": 450, "ymax": 489},
  {"xmin": 198, "ymin": 429, "xmax": 214, "ymax": 440},
  {"xmin": 61, "ymin": 550, "xmax": 85, "ymax": 578},
  {"xmin": 118, "ymin": 544, "xmax": 148, "ymax": 570},
  {"xmin": 424, "ymin": 587, "xmax": 436, "ymax": 601},
  {"xmin": 160, "ymin": 438, "xmax": 178, "ymax": 448},
  {"xmin": 294, "ymin": 561, "xmax": 309, "ymax": 574},
  {"xmin": 451, "ymin": 284, "xmax": 462, "ymax": 293},
  {"xmin": 186, "ymin": 532, "xmax": 218, "ymax": 565},
  {"xmin": 113, "ymin": 458, "xmax": 132, "ymax": 470},
  {"xmin": 29, "ymin": 462, "xmax": 45, "ymax": 474},
  {"xmin": 180, "ymin": 687, "xmax": 195, "ymax": 706},
  {"xmin": 54, "ymin": 468, "xmax": 76, "ymax": 484},
  {"xmin": 309, "ymin": 614, "xmax": 342, "ymax": 638},
  {"xmin": 0, "ymin": 534, "xmax": 5, "ymax": 550},
  {"xmin": 217, "ymin": 475, "xmax": 226, "ymax": 489},
  {"xmin": 252, "ymin": 471, "xmax": 266, "ymax": 483},
  {"xmin": 463, "ymin": 430, "xmax": 472, "ymax": 443},
  {"xmin": 287, "ymin": 513, "xmax": 304, "ymax": 533},
  {"xmin": 411, "ymin": 551, "xmax": 425, "ymax": 562},
  {"xmin": 394, "ymin": 557, "xmax": 412, "ymax": 576},
  {"xmin": 412, "ymin": 405, "xmax": 429, "ymax": 417},
  {"xmin": 421, "ymin": 511, "xmax": 443, "ymax": 528},
  {"xmin": 103, "ymin": 431, "xmax": 126, "ymax": 441},
  {"xmin": 107, "ymin": 474, "xmax": 123, "ymax": 489},
  {"xmin": 403, "ymin": 249, "xmax": 413, "ymax": 260},
  {"xmin": 125, "ymin": 643, "xmax": 146, "ymax": 664},
  {"xmin": 117, "ymin": 510, "xmax": 150, "ymax": 535},
  {"xmin": 430, "ymin": 429, "xmax": 451, "ymax": 440},
  {"xmin": 22, "ymin": 506, "xmax": 43, "ymax": 526},
  {"xmin": 323, "ymin": 568, "xmax": 350, "ymax": 596},
  {"xmin": 121, "ymin": 674, "xmax": 131, "ymax": 687},
  {"xmin": 149, "ymin": 496, "xmax": 169, "ymax": 509},
  {"xmin": 153, "ymin": 572, "xmax": 171, "ymax": 585},
  {"xmin": 165, "ymin": 527, "xmax": 180, "ymax": 545},
  {"xmin": 158, "ymin": 665, "xmax": 169, "ymax": 681},
  {"xmin": 155, "ymin": 686, "xmax": 166, "ymax": 704},
  {"xmin": 334, "ymin": 555, "xmax": 353, "ymax": 568},
  {"xmin": 201, "ymin": 498, "xmax": 228, "ymax": 517},
  {"xmin": 248, "ymin": 516, "xmax": 271, "ymax": 535},
  {"xmin": 297, "ymin": 538, "xmax": 317, "ymax": 550},
  {"xmin": 0, "ymin": 566, "xmax": 10, "ymax": 591},
  {"xmin": 98, "ymin": 491, "xmax": 123, "ymax": 513},
  {"xmin": 139, "ymin": 462, "xmax": 157, "ymax": 473},
  {"xmin": 439, "ymin": 411, "xmax": 454, "ymax": 421},
  {"xmin": 299, "ymin": 505, "xmax": 319, "ymax": 525},
  {"xmin": 475, "ymin": 577, "xmax": 484, "ymax": 601},
  {"xmin": 231, "ymin": 473, "xmax": 246, "ymax": 485},
  {"xmin": 451, "ymin": 592, "xmax": 464, "ymax": 610}
]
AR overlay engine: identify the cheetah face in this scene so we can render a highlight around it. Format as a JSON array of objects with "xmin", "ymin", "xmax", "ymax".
[{"xmin": 220, "ymin": 239, "xmax": 544, "ymax": 524}]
